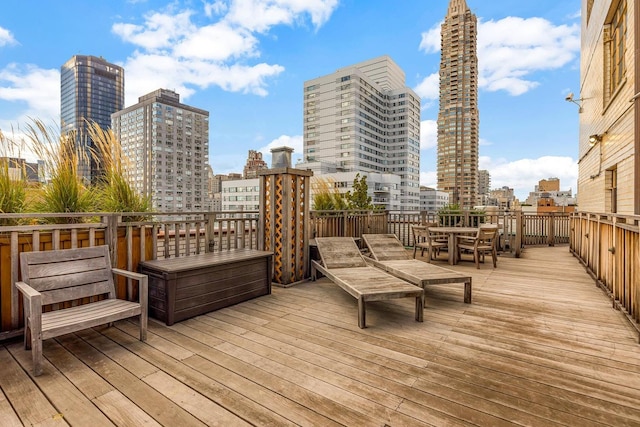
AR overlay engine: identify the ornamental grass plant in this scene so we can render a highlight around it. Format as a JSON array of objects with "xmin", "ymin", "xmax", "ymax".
[
  {"xmin": 0, "ymin": 128, "xmax": 27, "ymax": 225},
  {"xmin": 87, "ymin": 121, "xmax": 151, "ymax": 221},
  {"xmin": 27, "ymin": 120, "xmax": 95, "ymax": 223}
]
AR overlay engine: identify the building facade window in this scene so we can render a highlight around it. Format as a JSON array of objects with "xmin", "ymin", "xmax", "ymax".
[{"xmin": 604, "ymin": 0, "xmax": 627, "ymax": 103}]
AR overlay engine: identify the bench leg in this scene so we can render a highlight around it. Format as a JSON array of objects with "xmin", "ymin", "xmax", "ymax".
[
  {"xmin": 31, "ymin": 325, "xmax": 43, "ymax": 376},
  {"xmin": 140, "ymin": 313, "xmax": 147, "ymax": 342},
  {"xmin": 464, "ymin": 279, "xmax": 472, "ymax": 303},
  {"xmin": 358, "ymin": 298, "xmax": 366, "ymax": 328},
  {"xmin": 415, "ymin": 296, "xmax": 424, "ymax": 322}
]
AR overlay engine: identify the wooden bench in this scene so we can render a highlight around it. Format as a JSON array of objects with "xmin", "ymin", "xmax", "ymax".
[
  {"xmin": 15, "ymin": 245, "xmax": 148, "ymax": 376},
  {"xmin": 138, "ymin": 249, "xmax": 273, "ymax": 325}
]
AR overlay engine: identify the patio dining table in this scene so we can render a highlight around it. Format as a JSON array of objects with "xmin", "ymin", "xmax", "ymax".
[{"xmin": 429, "ymin": 226, "xmax": 478, "ymax": 265}]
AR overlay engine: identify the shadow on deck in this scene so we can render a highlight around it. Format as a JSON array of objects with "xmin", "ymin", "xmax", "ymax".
[{"xmin": 1, "ymin": 246, "xmax": 639, "ymax": 426}]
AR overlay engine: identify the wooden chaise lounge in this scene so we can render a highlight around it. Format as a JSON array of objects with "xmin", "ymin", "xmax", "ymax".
[
  {"xmin": 362, "ymin": 234, "xmax": 472, "ymax": 304},
  {"xmin": 311, "ymin": 237, "xmax": 424, "ymax": 328}
]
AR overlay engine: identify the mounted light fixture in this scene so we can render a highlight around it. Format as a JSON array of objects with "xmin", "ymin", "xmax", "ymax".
[
  {"xmin": 589, "ymin": 134, "xmax": 603, "ymax": 146},
  {"xmin": 565, "ymin": 92, "xmax": 584, "ymax": 113}
]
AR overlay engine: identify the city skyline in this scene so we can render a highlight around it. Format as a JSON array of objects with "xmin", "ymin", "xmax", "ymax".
[{"xmin": 0, "ymin": 0, "xmax": 580, "ymax": 200}]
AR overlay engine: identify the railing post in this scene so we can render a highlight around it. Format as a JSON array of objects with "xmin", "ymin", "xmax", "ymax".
[
  {"xmin": 205, "ymin": 212, "xmax": 216, "ymax": 253},
  {"xmin": 105, "ymin": 214, "xmax": 119, "ymax": 267},
  {"xmin": 548, "ymin": 212, "xmax": 556, "ymax": 246},
  {"xmin": 515, "ymin": 208, "xmax": 523, "ymax": 258}
]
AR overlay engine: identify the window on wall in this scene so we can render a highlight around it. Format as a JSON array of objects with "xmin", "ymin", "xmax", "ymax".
[
  {"xmin": 604, "ymin": 0, "xmax": 627, "ymax": 104},
  {"xmin": 606, "ymin": 167, "xmax": 618, "ymax": 213}
]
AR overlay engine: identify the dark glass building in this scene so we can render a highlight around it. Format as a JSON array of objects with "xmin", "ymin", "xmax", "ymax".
[{"xmin": 60, "ymin": 55, "xmax": 124, "ymax": 183}]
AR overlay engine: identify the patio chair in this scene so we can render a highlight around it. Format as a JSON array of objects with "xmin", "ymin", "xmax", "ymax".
[
  {"xmin": 362, "ymin": 234, "xmax": 472, "ymax": 304},
  {"xmin": 412, "ymin": 223, "xmax": 447, "ymax": 261},
  {"xmin": 311, "ymin": 237, "xmax": 424, "ymax": 328},
  {"xmin": 457, "ymin": 224, "xmax": 499, "ymax": 269}
]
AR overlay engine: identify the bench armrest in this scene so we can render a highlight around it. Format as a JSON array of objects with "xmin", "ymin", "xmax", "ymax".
[
  {"xmin": 15, "ymin": 281, "xmax": 42, "ymax": 301},
  {"xmin": 112, "ymin": 268, "xmax": 147, "ymax": 282},
  {"xmin": 112, "ymin": 268, "xmax": 148, "ymax": 309}
]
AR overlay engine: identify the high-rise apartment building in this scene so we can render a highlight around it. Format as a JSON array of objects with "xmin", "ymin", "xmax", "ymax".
[
  {"xmin": 302, "ymin": 56, "xmax": 421, "ymax": 211},
  {"xmin": 437, "ymin": 0, "xmax": 479, "ymax": 209},
  {"xmin": 111, "ymin": 89, "xmax": 209, "ymax": 213},
  {"xmin": 477, "ymin": 169, "xmax": 490, "ymax": 205},
  {"xmin": 61, "ymin": 55, "xmax": 124, "ymax": 183}
]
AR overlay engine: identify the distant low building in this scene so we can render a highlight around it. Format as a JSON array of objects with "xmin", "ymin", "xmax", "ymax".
[
  {"xmin": 243, "ymin": 150, "xmax": 268, "ymax": 179},
  {"xmin": 525, "ymin": 178, "xmax": 576, "ymax": 213},
  {"xmin": 419, "ymin": 186, "xmax": 450, "ymax": 213},
  {"xmin": 487, "ymin": 186, "xmax": 516, "ymax": 210}
]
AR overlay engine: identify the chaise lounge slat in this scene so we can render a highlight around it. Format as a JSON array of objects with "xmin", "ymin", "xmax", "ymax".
[
  {"xmin": 362, "ymin": 234, "xmax": 472, "ymax": 304},
  {"xmin": 311, "ymin": 237, "xmax": 424, "ymax": 328}
]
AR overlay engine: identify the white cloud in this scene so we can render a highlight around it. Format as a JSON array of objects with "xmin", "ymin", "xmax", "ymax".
[
  {"xmin": 479, "ymin": 155, "xmax": 578, "ymax": 198},
  {"xmin": 420, "ymin": 120, "xmax": 437, "ymax": 150},
  {"xmin": 413, "ymin": 73, "xmax": 439, "ymax": 103},
  {"xmin": 0, "ymin": 64, "xmax": 60, "ymax": 119},
  {"xmin": 420, "ymin": 170, "xmax": 437, "ymax": 189},
  {"xmin": 225, "ymin": 0, "xmax": 340, "ymax": 33},
  {"xmin": 260, "ymin": 134, "xmax": 302, "ymax": 153},
  {"xmin": 0, "ymin": 26, "xmax": 17, "ymax": 46},
  {"xmin": 418, "ymin": 22, "xmax": 441, "ymax": 54},
  {"xmin": 173, "ymin": 22, "xmax": 258, "ymax": 61},
  {"xmin": 112, "ymin": 1, "xmax": 339, "ymax": 101},
  {"xmin": 113, "ymin": 10, "xmax": 195, "ymax": 50},
  {"xmin": 419, "ymin": 16, "xmax": 580, "ymax": 97}
]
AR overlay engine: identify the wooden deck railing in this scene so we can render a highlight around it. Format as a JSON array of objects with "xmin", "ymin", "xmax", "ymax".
[
  {"xmin": 570, "ymin": 212, "xmax": 640, "ymax": 340},
  {"xmin": 0, "ymin": 211, "xmax": 260, "ymax": 337},
  {"xmin": 0, "ymin": 208, "xmax": 579, "ymax": 338}
]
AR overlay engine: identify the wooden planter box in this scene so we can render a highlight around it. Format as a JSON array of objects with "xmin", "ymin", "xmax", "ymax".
[{"xmin": 138, "ymin": 249, "xmax": 273, "ymax": 325}]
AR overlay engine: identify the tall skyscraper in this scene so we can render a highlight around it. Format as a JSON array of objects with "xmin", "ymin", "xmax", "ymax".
[
  {"xmin": 302, "ymin": 56, "xmax": 421, "ymax": 211},
  {"xmin": 437, "ymin": 0, "xmax": 479, "ymax": 209},
  {"xmin": 61, "ymin": 55, "xmax": 124, "ymax": 183},
  {"xmin": 111, "ymin": 89, "xmax": 209, "ymax": 213}
]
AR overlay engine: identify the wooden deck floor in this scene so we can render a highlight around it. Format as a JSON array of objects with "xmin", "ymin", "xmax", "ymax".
[{"xmin": 2, "ymin": 246, "xmax": 640, "ymax": 426}]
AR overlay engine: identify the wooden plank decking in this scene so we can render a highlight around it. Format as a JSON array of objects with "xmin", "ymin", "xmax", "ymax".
[{"xmin": 1, "ymin": 246, "xmax": 640, "ymax": 426}]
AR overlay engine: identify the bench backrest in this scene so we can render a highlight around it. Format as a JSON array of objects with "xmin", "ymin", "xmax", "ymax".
[
  {"xmin": 20, "ymin": 245, "xmax": 116, "ymax": 305},
  {"xmin": 362, "ymin": 234, "xmax": 410, "ymax": 261},
  {"xmin": 315, "ymin": 237, "xmax": 367, "ymax": 269}
]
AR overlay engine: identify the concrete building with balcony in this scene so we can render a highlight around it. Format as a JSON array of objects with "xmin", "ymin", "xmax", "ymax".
[
  {"xmin": 577, "ymin": 0, "xmax": 638, "ymax": 215},
  {"xmin": 61, "ymin": 55, "xmax": 124, "ymax": 183},
  {"xmin": 302, "ymin": 55, "xmax": 421, "ymax": 211},
  {"xmin": 437, "ymin": 0, "xmax": 479, "ymax": 210},
  {"xmin": 111, "ymin": 89, "xmax": 209, "ymax": 213}
]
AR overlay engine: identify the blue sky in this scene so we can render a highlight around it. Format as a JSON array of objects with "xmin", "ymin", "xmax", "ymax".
[{"xmin": 0, "ymin": 0, "xmax": 581, "ymax": 200}]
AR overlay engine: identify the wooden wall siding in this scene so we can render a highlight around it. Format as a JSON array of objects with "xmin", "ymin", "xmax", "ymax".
[
  {"xmin": 578, "ymin": 0, "xmax": 637, "ymax": 214},
  {"xmin": 570, "ymin": 212, "xmax": 640, "ymax": 339}
]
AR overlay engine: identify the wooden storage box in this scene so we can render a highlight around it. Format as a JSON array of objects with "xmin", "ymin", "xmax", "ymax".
[{"xmin": 139, "ymin": 249, "xmax": 273, "ymax": 325}]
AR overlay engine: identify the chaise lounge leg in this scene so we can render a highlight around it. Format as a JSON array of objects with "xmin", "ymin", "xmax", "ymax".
[
  {"xmin": 358, "ymin": 298, "xmax": 366, "ymax": 328},
  {"xmin": 464, "ymin": 279, "xmax": 472, "ymax": 303}
]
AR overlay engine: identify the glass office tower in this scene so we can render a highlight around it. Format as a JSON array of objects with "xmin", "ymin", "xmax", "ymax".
[{"xmin": 61, "ymin": 55, "xmax": 124, "ymax": 183}]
